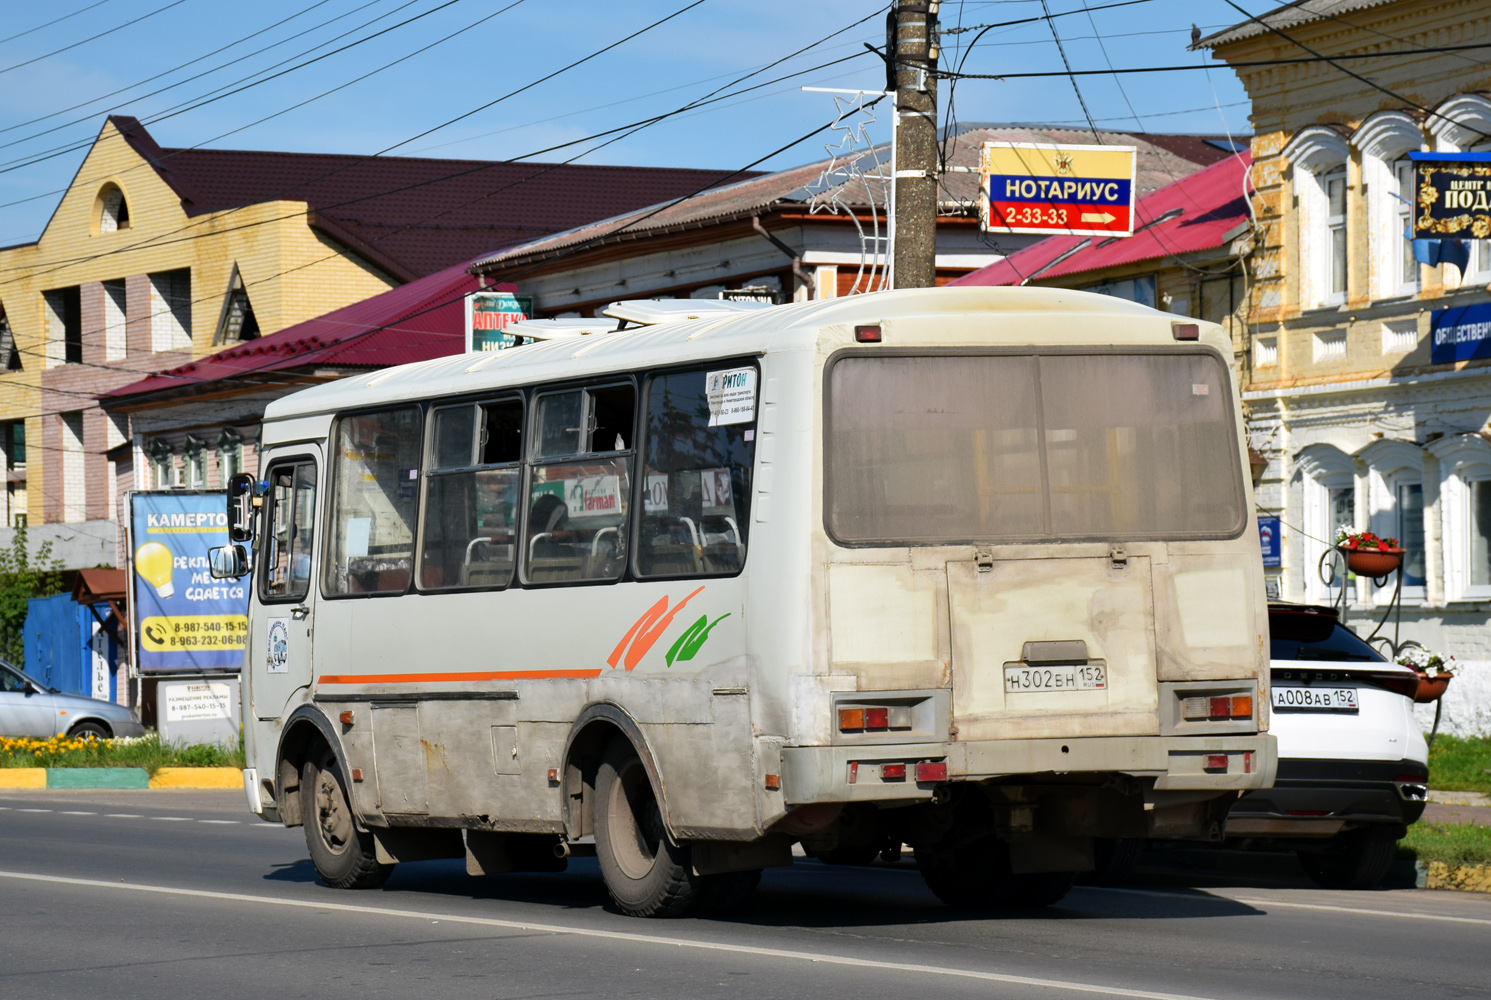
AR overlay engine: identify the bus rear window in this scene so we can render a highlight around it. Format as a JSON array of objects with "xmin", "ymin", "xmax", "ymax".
[{"xmin": 826, "ymin": 352, "xmax": 1245, "ymax": 544}]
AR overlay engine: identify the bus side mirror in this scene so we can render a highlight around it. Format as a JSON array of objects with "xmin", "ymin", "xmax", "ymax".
[
  {"xmin": 208, "ymin": 544, "xmax": 249, "ymax": 580},
  {"xmin": 227, "ymin": 472, "xmax": 256, "ymax": 542}
]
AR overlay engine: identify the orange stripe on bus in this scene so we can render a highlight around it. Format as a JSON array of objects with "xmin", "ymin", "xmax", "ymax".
[{"xmin": 317, "ymin": 668, "xmax": 603, "ymax": 685}]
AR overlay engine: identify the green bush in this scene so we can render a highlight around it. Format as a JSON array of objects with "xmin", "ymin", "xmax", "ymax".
[
  {"xmin": 1401, "ymin": 822, "xmax": 1491, "ymax": 868},
  {"xmin": 0, "ymin": 733, "xmax": 244, "ymax": 775}
]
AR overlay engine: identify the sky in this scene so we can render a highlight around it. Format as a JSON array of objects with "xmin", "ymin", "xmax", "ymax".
[{"xmin": 0, "ymin": 0, "xmax": 1260, "ymax": 246}]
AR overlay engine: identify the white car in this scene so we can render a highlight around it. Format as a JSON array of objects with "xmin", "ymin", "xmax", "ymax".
[{"xmin": 1223, "ymin": 604, "xmax": 1428, "ymax": 889}]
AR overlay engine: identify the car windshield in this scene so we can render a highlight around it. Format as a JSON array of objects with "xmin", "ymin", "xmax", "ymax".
[
  {"xmin": 1268, "ymin": 611, "xmax": 1385, "ymax": 662},
  {"xmin": 0, "ymin": 661, "xmax": 54, "ymax": 693}
]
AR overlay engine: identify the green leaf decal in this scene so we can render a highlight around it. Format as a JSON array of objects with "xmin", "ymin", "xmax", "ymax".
[{"xmin": 664, "ymin": 612, "xmax": 731, "ymax": 667}]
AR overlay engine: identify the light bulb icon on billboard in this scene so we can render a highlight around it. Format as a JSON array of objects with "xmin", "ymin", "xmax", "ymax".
[{"xmin": 135, "ymin": 541, "xmax": 175, "ymax": 599}]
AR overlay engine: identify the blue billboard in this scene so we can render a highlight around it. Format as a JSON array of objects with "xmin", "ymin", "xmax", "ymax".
[
  {"xmin": 128, "ymin": 492, "xmax": 248, "ymax": 673},
  {"xmin": 1430, "ymin": 302, "xmax": 1491, "ymax": 365}
]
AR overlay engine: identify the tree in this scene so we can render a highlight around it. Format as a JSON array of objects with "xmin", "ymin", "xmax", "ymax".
[{"xmin": 0, "ymin": 525, "xmax": 65, "ymax": 666}]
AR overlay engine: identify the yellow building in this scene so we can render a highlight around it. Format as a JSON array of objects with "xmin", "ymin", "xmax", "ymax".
[
  {"xmin": 0, "ymin": 116, "xmax": 750, "ymax": 566},
  {"xmin": 1201, "ymin": 1, "xmax": 1491, "ymax": 677}
]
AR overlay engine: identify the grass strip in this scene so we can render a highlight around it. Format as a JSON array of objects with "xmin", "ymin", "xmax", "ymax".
[
  {"xmin": 0, "ymin": 734, "xmax": 244, "ymax": 776},
  {"xmin": 1427, "ymin": 735, "xmax": 1491, "ymax": 795},
  {"xmin": 1402, "ymin": 821, "xmax": 1491, "ymax": 868}
]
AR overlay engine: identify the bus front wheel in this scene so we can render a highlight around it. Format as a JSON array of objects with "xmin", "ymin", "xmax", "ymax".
[
  {"xmin": 302, "ymin": 749, "xmax": 393, "ymax": 890},
  {"xmin": 595, "ymin": 739, "xmax": 700, "ymax": 917}
]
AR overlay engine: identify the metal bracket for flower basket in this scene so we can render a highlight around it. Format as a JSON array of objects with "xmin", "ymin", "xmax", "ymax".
[{"xmin": 1321, "ymin": 545, "xmax": 1446, "ymax": 746}]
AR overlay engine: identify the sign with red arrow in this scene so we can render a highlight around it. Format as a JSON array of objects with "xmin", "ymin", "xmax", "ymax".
[{"xmin": 980, "ymin": 142, "xmax": 1137, "ymax": 237}]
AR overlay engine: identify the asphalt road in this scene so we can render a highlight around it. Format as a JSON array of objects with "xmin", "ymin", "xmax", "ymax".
[{"xmin": 2, "ymin": 789, "xmax": 1488, "ymax": 1000}]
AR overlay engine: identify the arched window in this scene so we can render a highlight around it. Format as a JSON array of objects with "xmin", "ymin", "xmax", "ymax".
[
  {"xmin": 98, "ymin": 184, "xmax": 129, "ymax": 233},
  {"xmin": 1354, "ymin": 111, "xmax": 1424, "ymax": 300},
  {"xmin": 1296, "ymin": 444, "xmax": 1357, "ymax": 603},
  {"xmin": 1427, "ymin": 434, "xmax": 1491, "ymax": 601},
  {"xmin": 1284, "ymin": 127, "xmax": 1352, "ymax": 309},
  {"xmin": 1360, "ymin": 438, "xmax": 1426, "ymax": 604}
]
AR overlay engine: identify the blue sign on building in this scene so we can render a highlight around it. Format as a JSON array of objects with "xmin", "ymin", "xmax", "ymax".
[
  {"xmin": 1430, "ymin": 302, "xmax": 1491, "ymax": 365},
  {"xmin": 128, "ymin": 492, "xmax": 248, "ymax": 673},
  {"xmin": 1258, "ymin": 516, "xmax": 1282, "ymax": 568}
]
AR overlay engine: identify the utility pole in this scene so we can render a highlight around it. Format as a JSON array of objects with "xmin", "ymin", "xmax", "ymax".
[{"xmin": 891, "ymin": 0, "xmax": 940, "ymax": 289}]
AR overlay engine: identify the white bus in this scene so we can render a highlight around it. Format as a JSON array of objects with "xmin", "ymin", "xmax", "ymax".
[{"xmin": 217, "ymin": 286, "xmax": 1275, "ymax": 917}]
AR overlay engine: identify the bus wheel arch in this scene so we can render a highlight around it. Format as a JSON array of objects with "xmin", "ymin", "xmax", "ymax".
[
  {"xmin": 561, "ymin": 705, "xmax": 670, "ymax": 844},
  {"xmin": 276, "ymin": 707, "xmax": 343, "ymax": 829}
]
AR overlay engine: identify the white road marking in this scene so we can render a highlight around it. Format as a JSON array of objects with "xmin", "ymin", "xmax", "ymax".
[
  {"xmin": 59, "ymin": 811, "xmax": 97, "ymax": 815},
  {"xmin": 198, "ymin": 820, "xmax": 239, "ymax": 825},
  {"xmin": 1082, "ymin": 885, "xmax": 1491, "ymax": 927},
  {"xmin": 152, "ymin": 817, "xmax": 192, "ymax": 822},
  {"xmin": 0, "ymin": 870, "xmax": 1218, "ymax": 1000},
  {"xmin": 104, "ymin": 814, "xmax": 142, "ymax": 819},
  {"xmin": 16, "ymin": 808, "xmax": 51, "ymax": 813}
]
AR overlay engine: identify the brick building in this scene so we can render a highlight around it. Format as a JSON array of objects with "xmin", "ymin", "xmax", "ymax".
[{"xmin": 1201, "ymin": 0, "xmax": 1491, "ymax": 734}]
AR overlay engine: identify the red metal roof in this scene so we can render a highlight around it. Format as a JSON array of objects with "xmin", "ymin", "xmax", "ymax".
[
  {"xmin": 951, "ymin": 151, "xmax": 1252, "ymax": 288},
  {"xmin": 109, "ymin": 116, "xmax": 755, "ymax": 280},
  {"xmin": 102, "ymin": 260, "xmax": 488, "ymax": 403}
]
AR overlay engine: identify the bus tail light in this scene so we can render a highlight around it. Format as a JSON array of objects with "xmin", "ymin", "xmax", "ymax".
[
  {"xmin": 1182, "ymin": 694, "xmax": 1254, "ymax": 720},
  {"xmin": 915, "ymin": 761, "xmax": 948, "ymax": 783},
  {"xmin": 880, "ymin": 763, "xmax": 906, "ymax": 780},
  {"xmin": 1172, "ymin": 322, "xmax": 1199, "ymax": 341},
  {"xmin": 1204, "ymin": 754, "xmax": 1229, "ymax": 772},
  {"xmin": 864, "ymin": 707, "xmax": 889, "ymax": 730},
  {"xmin": 839, "ymin": 708, "xmax": 865, "ymax": 731},
  {"xmin": 855, "ymin": 324, "xmax": 882, "ymax": 343},
  {"xmin": 840, "ymin": 705, "xmax": 913, "ymax": 732}
]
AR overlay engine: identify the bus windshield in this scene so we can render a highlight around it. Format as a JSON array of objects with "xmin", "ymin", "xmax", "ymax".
[{"xmin": 826, "ymin": 351, "xmax": 1245, "ymax": 544}]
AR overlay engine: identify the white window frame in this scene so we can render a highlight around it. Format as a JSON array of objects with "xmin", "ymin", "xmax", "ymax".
[
  {"xmin": 1428, "ymin": 433, "xmax": 1491, "ymax": 601},
  {"xmin": 1323, "ymin": 167, "xmax": 1349, "ymax": 306},
  {"xmin": 1391, "ymin": 159, "xmax": 1419, "ymax": 296},
  {"xmin": 1299, "ymin": 446, "xmax": 1358, "ymax": 604},
  {"xmin": 1286, "ymin": 127, "xmax": 1352, "ymax": 311},
  {"xmin": 1363, "ymin": 440, "xmax": 1427, "ymax": 605}
]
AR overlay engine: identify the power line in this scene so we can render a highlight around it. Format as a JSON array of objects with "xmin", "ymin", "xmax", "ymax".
[
  {"xmin": 1, "ymin": 13, "xmax": 875, "ymax": 285},
  {"xmin": 0, "ymin": 0, "xmax": 457, "ymax": 176},
  {"xmin": 1038, "ymin": 0, "xmax": 1099, "ymax": 143},
  {"xmin": 1215, "ymin": 0, "xmax": 1491, "ymax": 145},
  {"xmin": 0, "ymin": 0, "xmax": 192, "ymax": 78},
  {"xmin": 0, "ymin": 0, "xmax": 117, "ymax": 48},
  {"xmin": 931, "ymin": 40, "xmax": 1491, "ymax": 79},
  {"xmin": 0, "ymin": 0, "xmax": 361, "ymax": 147}
]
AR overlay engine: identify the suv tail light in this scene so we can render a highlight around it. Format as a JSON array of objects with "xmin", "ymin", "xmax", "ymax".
[{"xmin": 1366, "ymin": 671, "xmax": 1420, "ymax": 699}]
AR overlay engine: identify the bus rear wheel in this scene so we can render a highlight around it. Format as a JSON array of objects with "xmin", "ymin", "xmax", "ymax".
[
  {"xmin": 915, "ymin": 836, "xmax": 1019, "ymax": 909},
  {"xmin": 302, "ymin": 749, "xmax": 392, "ymax": 890},
  {"xmin": 595, "ymin": 739, "xmax": 701, "ymax": 917}
]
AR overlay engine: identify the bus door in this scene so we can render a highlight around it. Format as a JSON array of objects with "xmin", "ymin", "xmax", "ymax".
[{"xmin": 250, "ymin": 449, "xmax": 322, "ymax": 720}]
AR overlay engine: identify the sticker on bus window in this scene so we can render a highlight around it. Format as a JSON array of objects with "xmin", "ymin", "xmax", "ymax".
[
  {"xmin": 644, "ymin": 474, "xmax": 669, "ymax": 513},
  {"xmin": 701, "ymin": 469, "xmax": 732, "ymax": 510},
  {"xmin": 705, "ymin": 367, "xmax": 757, "ymax": 426}
]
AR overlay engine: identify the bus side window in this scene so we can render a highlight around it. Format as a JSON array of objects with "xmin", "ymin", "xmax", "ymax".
[
  {"xmin": 261, "ymin": 461, "xmax": 316, "ymax": 601},
  {"xmin": 420, "ymin": 397, "xmax": 523, "ymax": 590},
  {"xmin": 636, "ymin": 366, "xmax": 756, "ymax": 578},
  {"xmin": 525, "ymin": 382, "xmax": 634, "ymax": 584},
  {"xmin": 324, "ymin": 406, "xmax": 422, "ymax": 596}
]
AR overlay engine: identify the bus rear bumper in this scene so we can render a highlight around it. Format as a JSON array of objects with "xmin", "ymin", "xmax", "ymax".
[{"xmin": 780, "ymin": 734, "xmax": 1277, "ymax": 805}]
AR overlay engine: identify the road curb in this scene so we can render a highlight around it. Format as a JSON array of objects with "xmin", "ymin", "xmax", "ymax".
[
  {"xmin": 1422, "ymin": 860, "xmax": 1491, "ymax": 893},
  {"xmin": 0, "ymin": 767, "xmax": 242, "ymax": 790}
]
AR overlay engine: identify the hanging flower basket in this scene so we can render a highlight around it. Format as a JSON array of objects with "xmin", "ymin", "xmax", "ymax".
[
  {"xmin": 1335, "ymin": 530, "xmax": 1404, "ymax": 577},
  {"xmin": 1413, "ymin": 673, "xmax": 1452, "ymax": 704},
  {"xmin": 1340, "ymin": 546, "xmax": 1405, "ymax": 577}
]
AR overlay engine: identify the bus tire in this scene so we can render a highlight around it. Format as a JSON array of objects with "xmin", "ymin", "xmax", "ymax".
[
  {"xmin": 302, "ymin": 750, "xmax": 393, "ymax": 890},
  {"xmin": 1009, "ymin": 871, "xmax": 1075, "ymax": 908},
  {"xmin": 914, "ymin": 837, "xmax": 1018, "ymax": 909},
  {"xmin": 1297, "ymin": 826, "xmax": 1399, "ymax": 890},
  {"xmin": 594, "ymin": 738, "xmax": 699, "ymax": 917}
]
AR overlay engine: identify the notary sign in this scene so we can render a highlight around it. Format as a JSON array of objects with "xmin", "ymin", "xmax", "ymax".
[
  {"xmin": 465, "ymin": 290, "xmax": 533, "ymax": 353},
  {"xmin": 981, "ymin": 142, "xmax": 1137, "ymax": 237},
  {"xmin": 1410, "ymin": 151, "xmax": 1491, "ymax": 240},
  {"xmin": 128, "ymin": 492, "xmax": 248, "ymax": 674}
]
